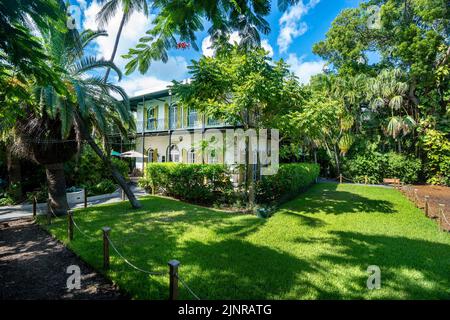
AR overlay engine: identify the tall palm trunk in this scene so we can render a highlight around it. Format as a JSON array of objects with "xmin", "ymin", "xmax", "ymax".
[
  {"xmin": 74, "ymin": 111, "xmax": 141, "ymax": 208},
  {"xmin": 45, "ymin": 162, "xmax": 69, "ymax": 216},
  {"xmin": 100, "ymin": 11, "xmax": 141, "ymax": 207},
  {"xmin": 103, "ymin": 12, "xmax": 126, "ymax": 83}
]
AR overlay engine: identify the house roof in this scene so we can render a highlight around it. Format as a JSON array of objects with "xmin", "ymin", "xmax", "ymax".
[{"xmin": 129, "ymin": 88, "xmax": 171, "ymax": 111}]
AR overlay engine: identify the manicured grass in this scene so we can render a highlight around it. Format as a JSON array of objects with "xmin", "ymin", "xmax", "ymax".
[{"xmin": 43, "ymin": 183, "xmax": 450, "ymax": 299}]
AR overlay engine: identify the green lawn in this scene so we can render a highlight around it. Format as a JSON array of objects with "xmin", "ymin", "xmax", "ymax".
[{"xmin": 44, "ymin": 183, "xmax": 450, "ymax": 299}]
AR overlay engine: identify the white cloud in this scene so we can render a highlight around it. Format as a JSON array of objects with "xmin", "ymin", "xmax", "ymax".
[
  {"xmin": 277, "ymin": 0, "xmax": 320, "ymax": 53},
  {"xmin": 201, "ymin": 32, "xmax": 274, "ymax": 58},
  {"xmin": 82, "ymin": 1, "xmax": 188, "ymax": 96},
  {"xmin": 261, "ymin": 39, "xmax": 274, "ymax": 58},
  {"xmin": 120, "ymin": 75, "xmax": 171, "ymax": 97},
  {"xmin": 286, "ymin": 54, "xmax": 325, "ymax": 84}
]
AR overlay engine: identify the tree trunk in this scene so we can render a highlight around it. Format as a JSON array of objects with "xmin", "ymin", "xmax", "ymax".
[
  {"xmin": 103, "ymin": 12, "xmax": 126, "ymax": 83},
  {"xmin": 6, "ymin": 143, "xmax": 22, "ymax": 201},
  {"xmin": 333, "ymin": 145, "xmax": 341, "ymax": 175},
  {"xmin": 45, "ymin": 163, "xmax": 69, "ymax": 216},
  {"xmin": 74, "ymin": 111, "xmax": 141, "ymax": 208},
  {"xmin": 245, "ymin": 136, "xmax": 255, "ymax": 209}
]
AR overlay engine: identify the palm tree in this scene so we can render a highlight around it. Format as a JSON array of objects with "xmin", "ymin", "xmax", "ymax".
[
  {"xmin": 12, "ymin": 26, "xmax": 140, "ymax": 214},
  {"xmin": 96, "ymin": 0, "xmax": 149, "ymax": 82},
  {"xmin": 366, "ymin": 69, "xmax": 416, "ymax": 151}
]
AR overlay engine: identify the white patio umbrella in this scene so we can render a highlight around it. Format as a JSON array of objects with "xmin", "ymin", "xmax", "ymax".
[{"xmin": 120, "ymin": 150, "xmax": 148, "ymax": 158}]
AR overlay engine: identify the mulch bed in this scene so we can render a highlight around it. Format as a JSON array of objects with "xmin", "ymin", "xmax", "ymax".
[
  {"xmin": 400, "ymin": 184, "xmax": 450, "ymax": 231},
  {"xmin": 0, "ymin": 218, "xmax": 126, "ymax": 300}
]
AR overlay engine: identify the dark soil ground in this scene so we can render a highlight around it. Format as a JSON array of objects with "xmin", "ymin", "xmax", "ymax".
[
  {"xmin": 0, "ymin": 218, "xmax": 125, "ymax": 300},
  {"xmin": 400, "ymin": 184, "xmax": 450, "ymax": 231}
]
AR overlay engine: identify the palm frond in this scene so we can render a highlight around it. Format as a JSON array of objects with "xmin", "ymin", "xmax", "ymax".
[
  {"xmin": 73, "ymin": 56, "xmax": 122, "ymax": 80},
  {"xmin": 96, "ymin": 0, "xmax": 121, "ymax": 28}
]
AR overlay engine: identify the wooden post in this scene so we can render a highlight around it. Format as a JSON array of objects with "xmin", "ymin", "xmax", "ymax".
[
  {"xmin": 102, "ymin": 227, "xmax": 111, "ymax": 270},
  {"xmin": 84, "ymin": 189, "xmax": 87, "ymax": 208},
  {"xmin": 168, "ymin": 259, "xmax": 180, "ymax": 300},
  {"xmin": 32, "ymin": 197, "xmax": 37, "ymax": 218},
  {"xmin": 339, "ymin": 174, "xmax": 343, "ymax": 184},
  {"xmin": 364, "ymin": 175, "xmax": 368, "ymax": 185},
  {"xmin": 121, "ymin": 189, "xmax": 125, "ymax": 201},
  {"xmin": 47, "ymin": 199, "xmax": 51, "ymax": 225},
  {"xmin": 67, "ymin": 210, "xmax": 74, "ymax": 241},
  {"xmin": 438, "ymin": 204, "xmax": 445, "ymax": 231},
  {"xmin": 424, "ymin": 196, "xmax": 430, "ymax": 217}
]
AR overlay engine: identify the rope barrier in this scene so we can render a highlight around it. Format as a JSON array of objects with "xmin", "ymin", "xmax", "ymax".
[
  {"xmin": 72, "ymin": 217, "xmax": 96, "ymax": 240},
  {"xmin": 176, "ymin": 273, "xmax": 201, "ymax": 300},
  {"xmin": 105, "ymin": 233, "xmax": 166, "ymax": 276}
]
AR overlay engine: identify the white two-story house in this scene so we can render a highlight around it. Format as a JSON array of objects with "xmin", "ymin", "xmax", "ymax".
[{"xmin": 130, "ymin": 88, "xmax": 241, "ymax": 171}]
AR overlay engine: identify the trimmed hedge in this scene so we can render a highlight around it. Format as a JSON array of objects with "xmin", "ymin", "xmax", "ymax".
[
  {"xmin": 255, "ymin": 163, "xmax": 320, "ymax": 205},
  {"xmin": 139, "ymin": 163, "xmax": 234, "ymax": 204}
]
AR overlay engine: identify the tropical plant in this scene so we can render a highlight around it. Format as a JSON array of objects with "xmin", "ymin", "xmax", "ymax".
[
  {"xmin": 366, "ymin": 69, "xmax": 415, "ymax": 146},
  {"xmin": 172, "ymin": 43, "xmax": 298, "ymax": 207},
  {"xmin": 0, "ymin": 0, "xmax": 65, "ymax": 96},
  {"xmin": 11, "ymin": 23, "xmax": 138, "ymax": 215}
]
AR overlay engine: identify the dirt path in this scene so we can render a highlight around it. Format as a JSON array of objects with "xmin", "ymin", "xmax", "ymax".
[
  {"xmin": 400, "ymin": 184, "xmax": 450, "ymax": 231},
  {"xmin": 0, "ymin": 219, "xmax": 125, "ymax": 300}
]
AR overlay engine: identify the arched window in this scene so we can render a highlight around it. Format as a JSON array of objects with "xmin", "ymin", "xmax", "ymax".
[
  {"xmin": 188, "ymin": 148, "xmax": 196, "ymax": 163},
  {"xmin": 169, "ymin": 144, "xmax": 180, "ymax": 162},
  {"xmin": 148, "ymin": 148, "xmax": 154, "ymax": 162}
]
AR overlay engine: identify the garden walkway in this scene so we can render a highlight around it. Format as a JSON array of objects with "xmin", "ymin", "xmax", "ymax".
[
  {"xmin": 0, "ymin": 219, "xmax": 125, "ymax": 299},
  {"xmin": 0, "ymin": 186, "xmax": 147, "ymax": 222}
]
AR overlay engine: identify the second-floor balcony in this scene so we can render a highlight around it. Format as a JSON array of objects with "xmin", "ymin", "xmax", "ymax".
[{"xmin": 135, "ymin": 105, "xmax": 230, "ymax": 133}]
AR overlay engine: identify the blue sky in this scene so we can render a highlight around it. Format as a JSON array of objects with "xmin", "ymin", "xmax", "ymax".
[{"xmin": 72, "ymin": 0, "xmax": 362, "ymax": 96}]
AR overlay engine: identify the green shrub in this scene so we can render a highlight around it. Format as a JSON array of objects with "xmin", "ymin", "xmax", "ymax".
[
  {"xmin": 255, "ymin": 163, "xmax": 320, "ymax": 205},
  {"xmin": 384, "ymin": 152, "xmax": 421, "ymax": 184},
  {"xmin": 26, "ymin": 184, "xmax": 48, "ymax": 203},
  {"xmin": 65, "ymin": 146, "xmax": 129, "ymax": 196},
  {"xmin": 420, "ymin": 128, "xmax": 450, "ymax": 186},
  {"xmin": 86, "ymin": 180, "xmax": 117, "ymax": 196},
  {"xmin": 140, "ymin": 163, "xmax": 234, "ymax": 204},
  {"xmin": 343, "ymin": 152, "xmax": 421, "ymax": 184}
]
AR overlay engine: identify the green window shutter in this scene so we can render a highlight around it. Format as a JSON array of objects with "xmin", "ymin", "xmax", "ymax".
[
  {"xmin": 183, "ymin": 106, "xmax": 188, "ymax": 128},
  {"xmin": 154, "ymin": 105, "xmax": 159, "ymax": 128},
  {"xmin": 176, "ymin": 106, "xmax": 182, "ymax": 128}
]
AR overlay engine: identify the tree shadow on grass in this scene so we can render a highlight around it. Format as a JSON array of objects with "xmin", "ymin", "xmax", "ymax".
[
  {"xmin": 176, "ymin": 238, "xmax": 314, "ymax": 299},
  {"xmin": 279, "ymin": 210, "xmax": 328, "ymax": 228},
  {"xmin": 282, "ymin": 184, "xmax": 396, "ymax": 215},
  {"xmin": 300, "ymin": 231, "xmax": 450, "ymax": 299}
]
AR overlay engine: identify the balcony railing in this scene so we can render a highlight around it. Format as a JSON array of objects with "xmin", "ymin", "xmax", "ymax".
[{"xmin": 136, "ymin": 118, "xmax": 231, "ymax": 133}]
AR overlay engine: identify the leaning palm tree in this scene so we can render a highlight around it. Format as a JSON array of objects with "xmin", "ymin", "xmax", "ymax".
[
  {"xmin": 96, "ymin": 0, "xmax": 149, "ymax": 82},
  {"xmin": 12, "ymin": 26, "xmax": 140, "ymax": 215}
]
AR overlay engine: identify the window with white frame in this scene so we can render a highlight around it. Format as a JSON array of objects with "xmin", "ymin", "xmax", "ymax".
[
  {"xmin": 169, "ymin": 104, "xmax": 178, "ymax": 129},
  {"xmin": 188, "ymin": 148, "xmax": 196, "ymax": 163},
  {"xmin": 147, "ymin": 106, "xmax": 157, "ymax": 130},
  {"xmin": 169, "ymin": 144, "xmax": 180, "ymax": 162}
]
